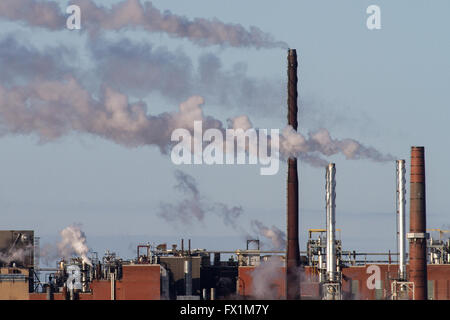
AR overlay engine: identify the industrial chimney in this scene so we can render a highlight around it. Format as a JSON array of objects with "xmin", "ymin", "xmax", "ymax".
[
  {"xmin": 323, "ymin": 163, "xmax": 341, "ymax": 300},
  {"xmin": 286, "ymin": 48, "xmax": 300, "ymax": 300},
  {"xmin": 407, "ymin": 147, "xmax": 428, "ymax": 300},
  {"xmin": 325, "ymin": 163, "xmax": 337, "ymax": 282},
  {"xmin": 396, "ymin": 160, "xmax": 407, "ymax": 281}
]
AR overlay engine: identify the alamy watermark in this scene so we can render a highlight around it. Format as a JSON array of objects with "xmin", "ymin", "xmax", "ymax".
[{"xmin": 170, "ymin": 121, "xmax": 280, "ymax": 176}]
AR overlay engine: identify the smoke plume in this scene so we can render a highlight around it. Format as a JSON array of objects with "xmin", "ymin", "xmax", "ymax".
[
  {"xmin": 229, "ymin": 117, "xmax": 394, "ymax": 167},
  {"xmin": 90, "ymin": 39, "xmax": 283, "ymax": 111},
  {"xmin": 58, "ymin": 224, "xmax": 92, "ymax": 266},
  {"xmin": 0, "ymin": 72, "xmax": 393, "ymax": 170},
  {"xmin": 0, "ymin": 244, "xmax": 33, "ymax": 265},
  {"xmin": 0, "ymin": 0, "xmax": 287, "ymax": 49},
  {"xmin": 250, "ymin": 220, "xmax": 286, "ymax": 250},
  {"xmin": 250, "ymin": 256, "xmax": 285, "ymax": 299},
  {"xmin": 0, "ymin": 77, "xmax": 224, "ymax": 153},
  {"xmin": 157, "ymin": 170, "xmax": 245, "ymax": 231},
  {"xmin": 280, "ymin": 126, "xmax": 395, "ymax": 166},
  {"xmin": 0, "ymin": 0, "xmax": 65, "ymax": 30},
  {"xmin": 158, "ymin": 170, "xmax": 288, "ymax": 250}
]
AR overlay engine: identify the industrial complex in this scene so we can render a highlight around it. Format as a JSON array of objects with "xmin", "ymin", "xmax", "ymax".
[{"xmin": 1, "ymin": 50, "xmax": 449, "ymax": 300}]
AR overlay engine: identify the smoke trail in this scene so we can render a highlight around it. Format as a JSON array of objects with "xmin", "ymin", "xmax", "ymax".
[
  {"xmin": 250, "ymin": 220, "xmax": 286, "ymax": 250},
  {"xmin": 58, "ymin": 224, "xmax": 92, "ymax": 266},
  {"xmin": 90, "ymin": 38, "xmax": 283, "ymax": 111},
  {"xmin": 0, "ymin": 37, "xmax": 73, "ymax": 85},
  {"xmin": 0, "ymin": 0, "xmax": 287, "ymax": 49},
  {"xmin": 158, "ymin": 170, "xmax": 289, "ymax": 249},
  {"xmin": 229, "ymin": 117, "xmax": 394, "ymax": 167},
  {"xmin": 280, "ymin": 126, "xmax": 395, "ymax": 165},
  {"xmin": 250, "ymin": 256, "xmax": 285, "ymax": 299},
  {"xmin": 0, "ymin": 73, "xmax": 393, "ymax": 169},
  {"xmin": 158, "ymin": 170, "xmax": 206, "ymax": 224},
  {"xmin": 0, "ymin": 244, "xmax": 33, "ymax": 266},
  {"xmin": 0, "ymin": 0, "xmax": 65, "ymax": 30},
  {"xmin": 157, "ymin": 169, "xmax": 245, "ymax": 230},
  {"xmin": 0, "ymin": 77, "xmax": 224, "ymax": 152}
]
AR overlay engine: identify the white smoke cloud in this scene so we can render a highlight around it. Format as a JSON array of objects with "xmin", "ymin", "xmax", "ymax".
[
  {"xmin": 0, "ymin": 0, "xmax": 287, "ymax": 49},
  {"xmin": 0, "ymin": 74, "xmax": 393, "ymax": 170},
  {"xmin": 0, "ymin": 244, "xmax": 33, "ymax": 265},
  {"xmin": 0, "ymin": 36, "xmax": 284, "ymax": 114},
  {"xmin": 0, "ymin": 77, "xmax": 225, "ymax": 154},
  {"xmin": 280, "ymin": 126, "xmax": 394, "ymax": 166},
  {"xmin": 251, "ymin": 220, "xmax": 286, "ymax": 250},
  {"xmin": 58, "ymin": 224, "xmax": 92, "ymax": 266},
  {"xmin": 250, "ymin": 256, "xmax": 285, "ymax": 299}
]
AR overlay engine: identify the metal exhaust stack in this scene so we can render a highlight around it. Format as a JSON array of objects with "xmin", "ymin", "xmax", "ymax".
[
  {"xmin": 396, "ymin": 160, "xmax": 407, "ymax": 280},
  {"xmin": 326, "ymin": 164, "xmax": 336, "ymax": 281},
  {"xmin": 286, "ymin": 48, "xmax": 300, "ymax": 300},
  {"xmin": 407, "ymin": 147, "xmax": 428, "ymax": 300},
  {"xmin": 323, "ymin": 163, "xmax": 341, "ymax": 300},
  {"xmin": 184, "ymin": 259, "xmax": 193, "ymax": 296}
]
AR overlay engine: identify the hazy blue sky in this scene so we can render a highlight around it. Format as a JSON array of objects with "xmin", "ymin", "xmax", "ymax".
[{"xmin": 0, "ymin": 0, "xmax": 449, "ymax": 260}]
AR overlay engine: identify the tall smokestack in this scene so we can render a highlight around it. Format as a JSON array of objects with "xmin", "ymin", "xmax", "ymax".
[
  {"xmin": 396, "ymin": 160, "xmax": 407, "ymax": 280},
  {"xmin": 408, "ymin": 147, "xmax": 428, "ymax": 300},
  {"xmin": 326, "ymin": 163, "xmax": 337, "ymax": 281},
  {"xmin": 286, "ymin": 48, "xmax": 300, "ymax": 300}
]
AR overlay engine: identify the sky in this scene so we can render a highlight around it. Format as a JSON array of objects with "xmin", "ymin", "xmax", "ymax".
[{"xmin": 0, "ymin": 0, "xmax": 449, "ymax": 262}]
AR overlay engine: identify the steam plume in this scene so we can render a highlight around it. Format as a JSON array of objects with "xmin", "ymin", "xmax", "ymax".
[
  {"xmin": 0, "ymin": 0, "xmax": 287, "ymax": 48},
  {"xmin": 0, "ymin": 245, "xmax": 33, "ymax": 265},
  {"xmin": 280, "ymin": 126, "xmax": 395, "ymax": 166},
  {"xmin": 58, "ymin": 224, "xmax": 92, "ymax": 266},
  {"xmin": 250, "ymin": 220, "xmax": 286, "ymax": 250},
  {"xmin": 0, "ymin": 77, "xmax": 223, "ymax": 153},
  {"xmin": 250, "ymin": 256, "xmax": 285, "ymax": 299}
]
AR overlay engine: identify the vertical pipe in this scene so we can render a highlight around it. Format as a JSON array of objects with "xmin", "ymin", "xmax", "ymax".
[
  {"xmin": 45, "ymin": 284, "xmax": 53, "ymax": 300},
  {"xmin": 286, "ymin": 48, "xmax": 300, "ymax": 300},
  {"xmin": 397, "ymin": 160, "xmax": 407, "ymax": 280},
  {"xmin": 210, "ymin": 288, "xmax": 216, "ymax": 300},
  {"xmin": 409, "ymin": 147, "xmax": 428, "ymax": 300},
  {"xmin": 326, "ymin": 163, "xmax": 336, "ymax": 280},
  {"xmin": 110, "ymin": 272, "xmax": 115, "ymax": 300},
  {"xmin": 62, "ymin": 284, "xmax": 68, "ymax": 300},
  {"xmin": 184, "ymin": 259, "xmax": 192, "ymax": 296}
]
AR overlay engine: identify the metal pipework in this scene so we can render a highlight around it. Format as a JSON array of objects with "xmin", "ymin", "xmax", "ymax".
[
  {"xmin": 396, "ymin": 160, "xmax": 407, "ymax": 280},
  {"xmin": 184, "ymin": 259, "xmax": 193, "ymax": 296},
  {"xmin": 286, "ymin": 48, "xmax": 300, "ymax": 300},
  {"xmin": 408, "ymin": 147, "xmax": 428, "ymax": 300},
  {"xmin": 325, "ymin": 163, "xmax": 337, "ymax": 281}
]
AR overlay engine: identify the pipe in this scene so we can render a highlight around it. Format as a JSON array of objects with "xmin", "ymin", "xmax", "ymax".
[
  {"xmin": 397, "ymin": 160, "xmax": 407, "ymax": 280},
  {"xmin": 325, "ymin": 163, "xmax": 337, "ymax": 281},
  {"xmin": 62, "ymin": 284, "xmax": 68, "ymax": 300},
  {"xmin": 286, "ymin": 48, "xmax": 300, "ymax": 300},
  {"xmin": 184, "ymin": 259, "xmax": 192, "ymax": 296},
  {"xmin": 408, "ymin": 146, "xmax": 428, "ymax": 300},
  {"xmin": 45, "ymin": 284, "xmax": 53, "ymax": 300},
  {"xmin": 210, "ymin": 288, "xmax": 216, "ymax": 300},
  {"xmin": 110, "ymin": 272, "xmax": 115, "ymax": 300}
]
